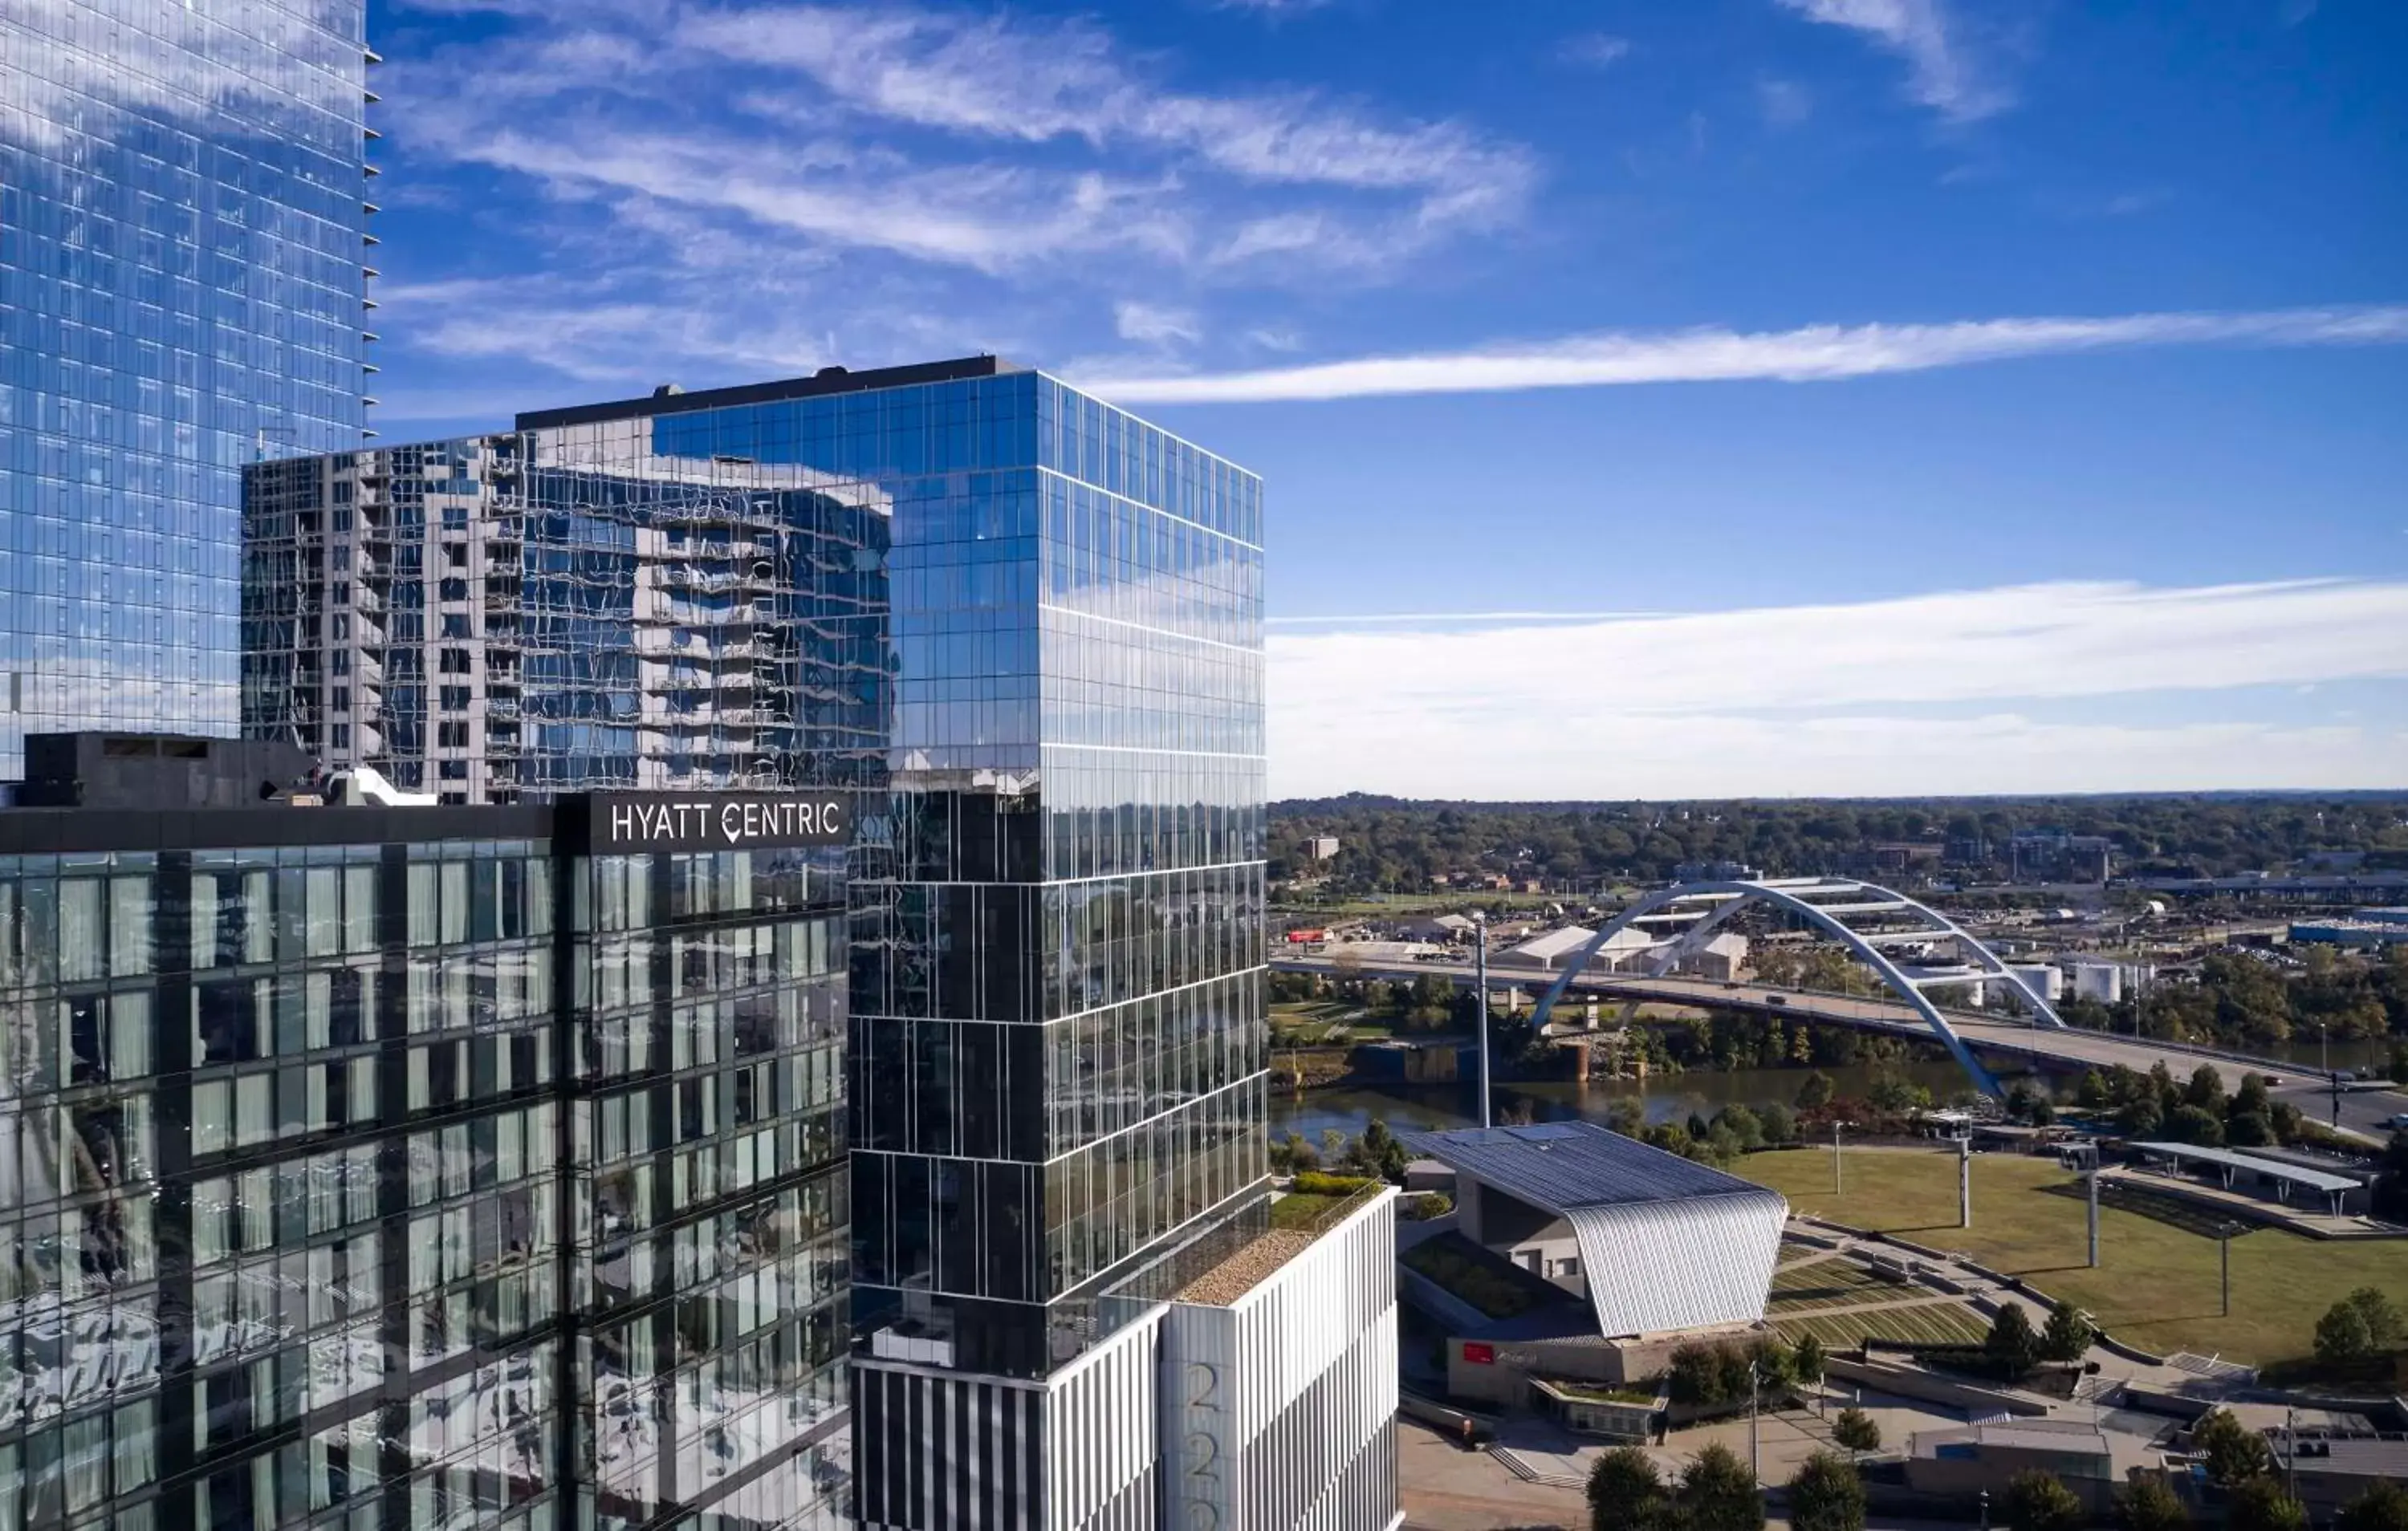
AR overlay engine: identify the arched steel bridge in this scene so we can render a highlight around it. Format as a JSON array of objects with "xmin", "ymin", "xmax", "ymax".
[{"xmin": 1526, "ymin": 878, "xmax": 2067, "ymax": 1098}]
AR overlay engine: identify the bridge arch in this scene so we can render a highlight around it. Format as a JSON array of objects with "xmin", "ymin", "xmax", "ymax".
[{"xmin": 1525, "ymin": 879, "xmax": 2066, "ymax": 1099}]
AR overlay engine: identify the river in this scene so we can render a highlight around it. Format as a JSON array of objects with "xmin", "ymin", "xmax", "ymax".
[{"xmin": 1266, "ymin": 1060, "xmax": 1972, "ymax": 1143}]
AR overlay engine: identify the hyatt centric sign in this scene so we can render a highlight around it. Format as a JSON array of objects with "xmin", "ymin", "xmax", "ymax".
[{"xmin": 567, "ymin": 792, "xmax": 852, "ymax": 853}]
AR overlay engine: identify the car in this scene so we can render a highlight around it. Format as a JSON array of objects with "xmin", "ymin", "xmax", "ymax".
[
  {"xmin": 1722, "ymin": 981, "xmax": 1741, "ymax": 990},
  {"xmin": 2386, "ymin": 1112, "xmax": 2408, "ymax": 1133},
  {"xmin": 1766, "ymin": 994, "xmax": 1788, "ymax": 1007}
]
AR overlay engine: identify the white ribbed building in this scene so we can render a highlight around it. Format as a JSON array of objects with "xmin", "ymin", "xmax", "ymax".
[
  {"xmin": 1404, "ymin": 1123, "xmax": 1788, "ymax": 1338},
  {"xmin": 857, "ymin": 1189, "xmax": 1401, "ymax": 1531}
]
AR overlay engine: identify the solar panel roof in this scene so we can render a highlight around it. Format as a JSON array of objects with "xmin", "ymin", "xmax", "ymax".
[{"xmin": 1401, "ymin": 1121, "xmax": 1780, "ymax": 1214}]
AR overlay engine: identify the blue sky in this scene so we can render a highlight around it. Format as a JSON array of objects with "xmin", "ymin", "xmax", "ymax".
[{"xmin": 365, "ymin": 0, "xmax": 2408, "ymax": 798}]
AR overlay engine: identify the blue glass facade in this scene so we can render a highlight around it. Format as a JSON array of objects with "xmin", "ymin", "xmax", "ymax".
[
  {"xmin": 0, "ymin": 0, "xmax": 371, "ymax": 778},
  {"xmin": 593, "ymin": 367, "xmax": 1271, "ymax": 1401}
]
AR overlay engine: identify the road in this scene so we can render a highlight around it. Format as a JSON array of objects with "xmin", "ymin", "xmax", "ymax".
[{"xmin": 1275, "ymin": 954, "xmax": 2407, "ymax": 1134}]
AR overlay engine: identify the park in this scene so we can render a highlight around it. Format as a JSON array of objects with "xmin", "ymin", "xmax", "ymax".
[{"xmin": 1733, "ymin": 1143, "xmax": 2408, "ymax": 1373}]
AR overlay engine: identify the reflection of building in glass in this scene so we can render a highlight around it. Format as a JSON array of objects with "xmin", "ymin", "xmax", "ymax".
[
  {"xmin": 237, "ymin": 355, "xmax": 1393, "ymax": 1529},
  {"xmin": 0, "ymin": 1, "xmax": 373, "ymax": 777},
  {"xmin": 0, "ymin": 737, "xmax": 851, "ymax": 1531},
  {"xmin": 242, "ymin": 427, "xmax": 891, "ymax": 802}
]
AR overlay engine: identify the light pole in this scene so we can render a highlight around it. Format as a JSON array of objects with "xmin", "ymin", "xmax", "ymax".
[
  {"xmin": 2219, "ymin": 1223, "xmax": 2236, "ymax": 1317},
  {"xmin": 1832, "ymin": 1119, "xmax": 1844, "ymax": 1195},
  {"xmin": 2322, "ymin": 1023, "xmax": 2341, "ymax": 1128},
  {"xmin": 1473, "ymin": 912, "xmax": 1491, "ymax": 1130},
  {"xmin": 1747, "ymin": 1360, "xmax": 1761, "ymax": 1486},
  {"xmin": 1958, "ymin": 1129, "xmax": 1973, "ymax": 1230}
]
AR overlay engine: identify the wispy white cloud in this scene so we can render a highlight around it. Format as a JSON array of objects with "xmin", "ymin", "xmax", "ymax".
[
  {"xmin": 1270, "ymin": 580, "xmax": 2408, "ymax": 797},
  {"xmin": 1559, "ymin": 32, "xmax": 1633, "ymax": 69},
  {"xmin": 1080, "ymin": 303, "xmax": 2408, "ymax": 403},
  {"xmin": 1115, "ymin": 300, "xmax": 1202, "ymax": 347},
  {"xmin": 372, "ymin": 0, "xmax": 1532, "ymax": 390},
  {"xmin": 1771, "ymin": 0, "xmax": 2007, "ymax": 122}
]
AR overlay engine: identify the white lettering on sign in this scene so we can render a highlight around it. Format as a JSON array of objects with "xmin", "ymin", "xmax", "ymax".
[{"xmin": 598, "ymin": 795, "xmax": 845, "ymax": 848}]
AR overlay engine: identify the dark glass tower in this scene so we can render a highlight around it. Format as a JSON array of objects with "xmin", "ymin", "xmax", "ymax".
[
  {"xmin": 502, "ymin": 359, "xmax": 1271, "ymax": 1528},
  {"xmin": 0, "ymin": 0, "xmax": 374, "ymax": 779}
]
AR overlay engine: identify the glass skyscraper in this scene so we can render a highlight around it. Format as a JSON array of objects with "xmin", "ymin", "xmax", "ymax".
[
  {"xmin": 499, "ymin": 360, "xmax": 1271, "ymax": 1529},
  {"xmin": 0, "ymin": 0, "xmax": 372, "ymax": 778}
]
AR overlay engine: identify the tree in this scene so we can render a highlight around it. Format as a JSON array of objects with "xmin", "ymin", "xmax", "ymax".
[
  {"xmin": 2227, "ymin": 1111, "xmax": 2275, "ymax": 1147},
  {"xmin": 2040, "ymin": 1299, "xmax": 2096, "ymax": 1362},
  {"xmin": 1667, "ymin": 1342, "xmax": 1725, "ymax": 1407},
  {"xmin": 1986, "ymin": 1303, "xmax": 2043, "ymax": 1378},
  {"xmin": 1357, "ymin": 1119, "xmax": 1409, "ymax": 1183},
  {"xmin": 2316, "ymin": 1299, "xmax": 2377, "ymax": 1364},
  {"xmin": 1831, "ymin": 1407, "xmax": 1881, "ymax": 1454},
  {"xmin": 2192, "ymin": 1408, "xmax": 2276, "ymax": 1485},
  {"xmin": 1787, "ymin": 1452, "xmax": 1865, "ymax": 1531},
  {"xmin": 1746, "ymin": 1335, "xmax": 1793, "ymax": 1392},
  {"xmin": 1791, "ymin": 1331, "xmax": 1825, "ymax": 1384},
  {"xmin": 2337, "ymin": 1480, "xmax": 2408, "ymax": 1531},
  {"xmin": 1796, "ymin": 1070, "xmax": 1835, "ymax": 1111},
  {"xmin": 2342, "ymin": 1285, "xmax": 2404, "ymax": 1349},
  {"xmin": 2166, "ymin": 1103, "xmax": 2225, "ymax": 1147},
  {"xmin": 2227, "ymin": 1476, "xmax": 2309, "ymax": 1531},
  {"xmin": 2004, "ymin": 1469, "xmax": 2086, "ymax": 1531},
  {"xmin": 1677, "ymin": 1443, "xmax": 1764, "ymax": 1531},
  {"xmin": 2185, "ymin": 1062, "xmax": 2227, "ymax": 1112},
  {"xmin": 2114, "ymin": 1478, "xmax": 2192, "ymax": 1531},
  {"xmin": 1759, "ymin": 1101, "xmax": 1799, "ymax": 1145},
  {"xmin": 1586, "ymin": 1444, "xmax": 1666, "ymax": 1531},
  {"xmin": 2117, "ymin": 1094, "xmax": 2165, "ymax": 1139}
]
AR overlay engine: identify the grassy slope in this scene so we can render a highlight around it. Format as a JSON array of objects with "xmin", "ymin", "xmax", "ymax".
[{"xmin": 1733, "ymin": 1147, "xmax": 2408, "ymax": 1368}]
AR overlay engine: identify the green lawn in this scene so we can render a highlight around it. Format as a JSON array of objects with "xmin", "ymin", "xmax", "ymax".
[{"xmin": 1734, "ymin": 1146, "xmax": 2408, "ymax": 1368}]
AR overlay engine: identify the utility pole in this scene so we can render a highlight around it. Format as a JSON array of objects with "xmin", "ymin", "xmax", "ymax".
[
  {"xmin": 1473, "ymin": 912, "xmax": 1491, "ymax": 1130},
  {"xmin": 2285, "ymin": 1407, "xmax": 2297, "ymax": 1502}
]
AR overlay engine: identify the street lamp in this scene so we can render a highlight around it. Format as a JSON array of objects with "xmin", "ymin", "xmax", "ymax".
[
  {"xmin": 2321, "ymin": 1022, "xmax": 2341, "ymax": 1128},
  {"xmin": 1471, "ymin": 912, "xmax": 1491, "ymax": 1130},
  {"xmin": 1747, "ymin": 1359, "xmax": 1761, "ymax": 1487},
  {"xmin": 1832, "ymin": 1119, "xmax": 1856, "ymax": 1195}
]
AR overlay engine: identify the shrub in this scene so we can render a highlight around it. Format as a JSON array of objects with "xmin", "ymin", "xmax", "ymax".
[
  {"xmin": 1831, "ymin": 1407, "xmax": 1881, "ymax": 1454},
  {"xmin": 1289, "ymin": 1170, "xmax": 1376, "ymax": 1197},
  {"xmin": 1405, "ymin": 1191, "xmax": 1452, "ymax": 1220}
]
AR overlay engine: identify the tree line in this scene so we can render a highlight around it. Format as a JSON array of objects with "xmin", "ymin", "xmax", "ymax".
[{"xmin": 1272, "ymin": 793, "xmax": 2408, "ymax": 888}]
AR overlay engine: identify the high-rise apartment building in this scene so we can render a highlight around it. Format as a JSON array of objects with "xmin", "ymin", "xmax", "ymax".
[
  {"xmin": 0, "ymin": 736, "xmax": 855, "ymax": 1531},
  {"xmin": 0, "ymin": 0, "xmax": 376, "ymax": 776},
  {"xmin": 241, "ymin": 425, "xmax": 890, "ymax": 802}
]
